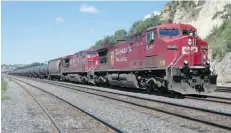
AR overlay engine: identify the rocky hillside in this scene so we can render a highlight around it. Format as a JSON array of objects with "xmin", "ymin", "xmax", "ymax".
[{"xmin": 160, "ymin": 0, "xmax": 231, "ymax": 84}]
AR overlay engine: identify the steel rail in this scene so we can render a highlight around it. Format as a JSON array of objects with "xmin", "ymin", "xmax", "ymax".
[
  {"xmin": 11, "ymin": 79, "xmax": 65, "ymax": 133},
  {"xmin": 11, "ymin": 77, "xmax": 125, "ymax": 133},
  {"xmin": 14, "ymin": 76, "xmax": 231, "ymax": 131}
]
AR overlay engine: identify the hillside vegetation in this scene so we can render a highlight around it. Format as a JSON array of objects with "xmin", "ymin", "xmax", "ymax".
[
  {"xmin": 205, "ymin": 3, "xmax": 231, "ymax": 61},
  {"xmin": 205, "ymin": 19, "xmax": 231, "ymax": 61},
  {"xmin": 92, "ymin": 0, "xmax": 206, "ymax": 50},
  {"xmin": 93, "ymin": 14, "xmax": 162, "ymax": 49}
]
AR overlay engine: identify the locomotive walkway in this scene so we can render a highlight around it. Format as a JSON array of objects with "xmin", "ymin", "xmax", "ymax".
[{"xmin": 9, "ymin": 76, "xmax": 231, "ymax": 133}]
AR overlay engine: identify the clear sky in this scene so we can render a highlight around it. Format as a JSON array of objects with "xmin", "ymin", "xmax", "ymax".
[{"xmin": 2, "ymin": 1, "xmax": 168, "ymax": 65}]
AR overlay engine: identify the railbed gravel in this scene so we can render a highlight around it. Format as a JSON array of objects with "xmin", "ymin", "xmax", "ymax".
[
  {"xmin": 19, "ymin": 81, "xmax": 116, "ymax": 133},
  {"xmin": 35, "ymin": 77, "xmax": 231, "ymax": 114},
  {"xmin": 40, "ymin": 82, "xmax": 231, "ymax": 128},
  {"xmin": 14, "ymin": 76, "xmax": 231, "ymax": 133},
  {"xmin": 1, "ymin": 77, "xmax": 53, "ymax": 133}
]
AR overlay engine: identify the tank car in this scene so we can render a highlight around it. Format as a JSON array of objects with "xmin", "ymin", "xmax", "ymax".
[
  {"xmin": 48, "ymin": 57, "xmax": 63, "ymax": 80},
  {"xmin": 39, "ymin": 64, "xmax": 49, "ymax": 78}
]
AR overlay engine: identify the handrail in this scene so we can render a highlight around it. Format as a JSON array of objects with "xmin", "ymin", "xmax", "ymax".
[
  {"xmin": 171, "ymin": 54, "xmax": 185, "ymax": 76},
  {"xmin": 88, "ymin": 64, "xmax": 97, "ymax": 72},
  {"xmin": 166, "ymin": 52, "xmax": 177, "ymax": 69},
  {"xmin": 166, "ymin": 52, "xmax": 178, "ymax": 78},
  {"xmin": 172, "ymin": 54, "xmax": 184, "ymax": 67}
]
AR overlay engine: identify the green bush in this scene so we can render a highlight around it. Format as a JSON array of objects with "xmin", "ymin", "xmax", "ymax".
[
  {"xmin": 93, "ymin": 14, "xmax": 162, "ymax": 49},
  {"xmin": 206, "ymin": 19, "xmax": 231, "ymax": 61},
  {"xmin": 1, "ymin": 78, "xmax": 8, "ymax": 100}
]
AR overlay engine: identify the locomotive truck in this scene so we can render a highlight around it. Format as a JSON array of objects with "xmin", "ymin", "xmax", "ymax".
[{"xmin": 8, "ymin": 23, "xmax": 217, "ymax": 97}]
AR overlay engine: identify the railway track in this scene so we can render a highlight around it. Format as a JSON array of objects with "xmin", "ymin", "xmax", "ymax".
[
  {"xmin": 33, "ymin": 76, "xmax": 231, "ymax": 105},
  {"xmin": 11, "ymin": 77, "xmax": 124, "ymax": 133},
  {"xmin": 185, "ymin": 96, "xmax": 231, "ymax": 105},
  {"xmin": 12, "ymin": 76, "xmax": 231, "ymax": 132},
  {"xmin": 11, "ymin": 80, "xmax": 65, "ymax": 133},
  {"xmin": 215, "ymin": 87, "xmax": 231, "ymax": 93}
]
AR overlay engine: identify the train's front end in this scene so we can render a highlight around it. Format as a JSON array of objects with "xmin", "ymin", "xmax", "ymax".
[{"xmin": 164, "ymin": 24, "xmax": 217, "ymax": 95}]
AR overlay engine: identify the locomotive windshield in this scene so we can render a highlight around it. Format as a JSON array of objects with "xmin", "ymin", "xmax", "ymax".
[
  {"xmin": 159, "ymin": 29, "xmax": 179, "ymax": 37},
  {"xmin": 182, "ymin": 29, "xmax": 197, "ymax": 36}
]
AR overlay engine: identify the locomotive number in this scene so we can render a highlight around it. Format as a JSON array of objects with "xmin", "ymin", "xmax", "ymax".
[
  {"xmin": 182, "ymin": 46, "xmax": 198, "ymax": 55},
  {"xmin": 146, "ymin": 44, "xmax": 153, "ymax": 50}
]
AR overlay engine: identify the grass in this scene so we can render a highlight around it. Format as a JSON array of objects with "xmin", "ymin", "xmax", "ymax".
[
  {"xmin": 1, "ymin": 78, "xmax": 9, "ymax": 101},
  {"xmin": 205, "ymin": 19, "xmax": 231, "ymax": 61}
]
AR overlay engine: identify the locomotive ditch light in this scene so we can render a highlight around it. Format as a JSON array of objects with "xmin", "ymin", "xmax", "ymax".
[
  {"xmin": 205, "ymin": 60, "xmax": 210, "ymax": 66},
  {"xmin": 183, "ymin": 60, "xmax": 188, "ymax": 65}
]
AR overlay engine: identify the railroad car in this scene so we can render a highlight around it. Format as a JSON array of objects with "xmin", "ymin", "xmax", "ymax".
[
  {"xmin": 48, "ymin": 57, "xmax": 64, "ymax": 80},
  {"xmin": 39, "ymin": 64, "xmax": 49, "ymax": 78},
  {"xmin": 8, "ymin": 23, "xmax": 217, "ymax": 97},
  {"xmin": 60, "ymin": 49, "xmax": 99, "ymax": 84},
  {"xmin": 92, "ymin": 24, "xmax": 217, "ymax": 96}
]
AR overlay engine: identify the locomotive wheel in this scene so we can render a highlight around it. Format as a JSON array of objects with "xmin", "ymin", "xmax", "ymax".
[
  {"xmin": 155, "ymin": 88, "xmax": 162, "ymax": 95},
  {"xmin": 203, "ymin": 81, "xmax": 210, "ymax": 93},
  {"xmin": 146, "ymin": 80, "xmax": 154, "ymax": 94},
  {"xmin": 169, "ymin": 91, "xmax": 176, "ymax": 98}
]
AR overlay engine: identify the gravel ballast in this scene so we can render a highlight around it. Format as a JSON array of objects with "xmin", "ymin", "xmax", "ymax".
[
  {"xmin": 14, "ymin": 76, "xmax": 231, "ymax": 133},
  {"xmin": 34, "ymin": 77, "xmax": 231, "ymax": 114},
  {"xmin": 18, "ymin": 80, "xmax": 116, "ymax": 133},
  {"xmin": 1, "ymin": 78, "xmax": 53, "ymax": 133}
]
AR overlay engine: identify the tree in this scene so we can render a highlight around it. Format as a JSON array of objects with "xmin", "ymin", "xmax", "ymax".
[
  {"xmin": 103, "ymin": 35, "xmax": 116, "ymax": 45},
  {"xmin": 129, "ymin": 20, "xmax": 142, "ymax": 35},
  {"xmin": 114, "ymin": 29, "xmax": 127, "ymax": 41},
  {"xmin": 93, "ymin": 12, "xmax": 162, "ymax": 48},
  {"xmin": 134, "ymin": 14, "xmax": 162, "ymax": 34}
]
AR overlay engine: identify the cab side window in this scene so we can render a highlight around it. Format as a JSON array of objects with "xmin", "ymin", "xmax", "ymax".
[{"xmin": 146, "ymin": 30, "xmax": 156, "ymax": 42}]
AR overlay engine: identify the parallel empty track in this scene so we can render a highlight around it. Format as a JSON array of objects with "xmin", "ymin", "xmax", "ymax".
[
  {"xmin": 12, "ymin": 76, "xmax": 231, "ymax": 132},
  {"xmin": 11, "ymin": 78, "xmax": 124, "ymax": 133}
]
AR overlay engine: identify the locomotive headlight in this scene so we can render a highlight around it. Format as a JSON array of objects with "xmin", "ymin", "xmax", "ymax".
[{"xmin": 188, "ymin": 38, "xmax": 192, "ymax": 46}]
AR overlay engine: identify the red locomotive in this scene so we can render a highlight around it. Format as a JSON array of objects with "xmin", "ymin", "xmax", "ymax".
[{"xmin": 9, "ymin": 23, "xmax": 217, "ymax": 96}]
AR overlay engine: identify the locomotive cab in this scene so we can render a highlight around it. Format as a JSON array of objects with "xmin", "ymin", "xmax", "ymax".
[{"xmin": 158, "ymin": 24, "xmax": 218, "ymax": 95}]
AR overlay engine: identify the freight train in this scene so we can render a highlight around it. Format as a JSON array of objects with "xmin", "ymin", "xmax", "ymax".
[{"xmin": 8, "ymin": 23, "xmax": 218, "ymax": 97}]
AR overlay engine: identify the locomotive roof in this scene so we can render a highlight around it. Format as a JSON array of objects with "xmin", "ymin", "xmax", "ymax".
[
  {"xmin": 49, "ymin": 57, "xmax": 62, "ymax": 61},
  {"xmin": 62, "ymin": 54, "xmax": 73, "ymax": 59},
  {"xmin": 146, "ymin": 23, "xmax": 197, "ymax": 31},
  {"xmin": 95, "ymin": 44, "xmax": 113, "ymax": 52}
]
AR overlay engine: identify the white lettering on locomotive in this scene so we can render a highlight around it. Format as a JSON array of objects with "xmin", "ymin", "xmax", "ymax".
[
  {"xmin": 115, "ymin": 56, "xmax": 127, "ymax": 62},
  {"xmin": 113, "ymin": 46, "xmax": 131, "ymax": 62},
  {"xmin": 182, "ymin": 46, "xmax": 198, "ymax": 55},
  {"xmin": 115, "ymin": 47, "xmax": 132, "ymax": 55},
  {"xmin": 146, "ymin": 44, "xmax": 153, "ymax": 50}
]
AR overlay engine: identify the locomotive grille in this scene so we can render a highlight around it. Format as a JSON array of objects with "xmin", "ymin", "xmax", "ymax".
[{"xmin": 146, "ymin": 56, "xmax": 157, "ymax": 67}]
